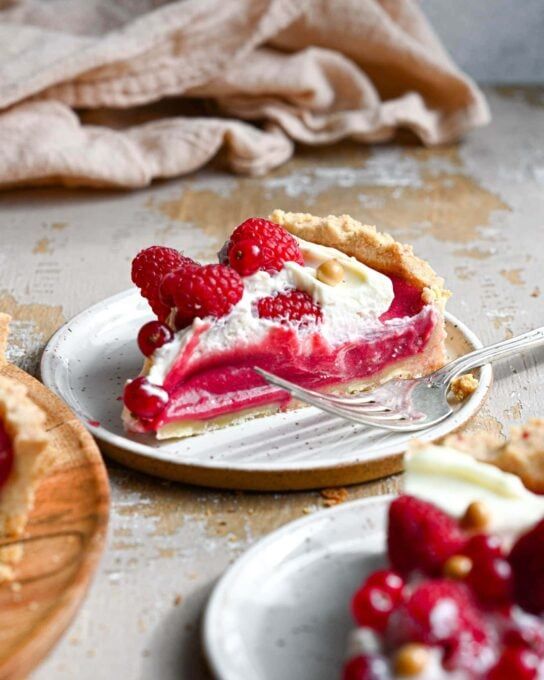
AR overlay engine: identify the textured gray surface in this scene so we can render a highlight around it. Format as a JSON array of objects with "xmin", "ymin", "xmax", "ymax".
[
  {"xmin": 1, "ymin": 86, "xmax": 543, "ymax": 678},
  {"xmin": 423, "ymin": 0, "xmax": 544, "ymax": 83}
]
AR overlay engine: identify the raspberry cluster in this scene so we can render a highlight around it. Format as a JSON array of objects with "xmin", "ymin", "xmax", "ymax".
[
  {"xmin": 125, "ymin": 218, "xmax": 318, "ymax": 420},
  {"xmin": 344, "ymin": 495, "xmax": 544, "ymax": 680},
  {"xmin": 130, "ymin": 218, "xmax": 316, "ymax": 336}
]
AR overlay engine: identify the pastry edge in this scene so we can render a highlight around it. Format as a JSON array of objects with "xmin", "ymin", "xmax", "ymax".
[
  {"xmin": 441, "ymin": 419, "xmax": 544, "ymax": 495},
  {"xmin": 0, "ymin": 316, "xmax": 49, "ymax": 580},
  {"xmin": 270, "ymin": 210, "xmax": 450, "ymax": 297}
]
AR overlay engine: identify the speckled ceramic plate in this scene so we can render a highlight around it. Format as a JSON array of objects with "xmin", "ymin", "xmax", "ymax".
[
  {"xmin": 203, "ymin": 495, "xmax": 391, "ymax": 680},
  {"xmin": 40, "ymin": 289, "xmax": 492, "ymax": 490}
]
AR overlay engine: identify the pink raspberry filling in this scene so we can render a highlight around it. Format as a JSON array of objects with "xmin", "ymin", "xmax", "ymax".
[
  {"xmin": 135, "ymin": 276, "xmax": 439, "ymax": 432},
  {"xmin": 0, "ymin": 418, "xmax": 13, "ymax": 489}
]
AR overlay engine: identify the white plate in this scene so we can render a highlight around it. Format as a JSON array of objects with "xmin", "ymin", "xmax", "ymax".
[
  {"xmin": 203, "ymin": 495, "xmax": 391, "ymax": 680},
  {"xmin": 41, "ymin": 289, "xmax": 492, "ymax": 490}
]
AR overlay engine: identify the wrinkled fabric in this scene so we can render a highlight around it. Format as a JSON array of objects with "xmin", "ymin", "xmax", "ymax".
[{"xmin": 0, "ymin": 0, "xmax": 490, "ymax": 189}]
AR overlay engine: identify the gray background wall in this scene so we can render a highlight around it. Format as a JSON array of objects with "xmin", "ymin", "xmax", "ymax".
[{"xmin": 422, "ymin": 0, "xmax": 544, "ymax": 83}]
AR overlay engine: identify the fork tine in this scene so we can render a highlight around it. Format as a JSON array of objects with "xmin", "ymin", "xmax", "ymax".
[
  {"xmin": 255, "ymin": 368, "xmax": 440, "ymax": 431},
  {"xmin": 254, "ymin": 368, "xmax": 410, "ymax": 426},
  {"xmin": 254, "ymin": 368, "xmax": 388, "ymax": 409},
  {"xmin": 275, "ymin": 385, "xmax": 394, "ymax": 426}
]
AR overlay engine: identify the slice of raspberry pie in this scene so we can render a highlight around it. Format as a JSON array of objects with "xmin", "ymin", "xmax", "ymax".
[
  {"xmin": 0, "ymin": 314, "xmax": 49, "ymax": 580},
  {"xmin": 122, "ymin": 211, "xmax": 450, "ymax": 439},
  {"xmin": 343, "ymin": 440, "xmax": 544, "ymax": 679}
]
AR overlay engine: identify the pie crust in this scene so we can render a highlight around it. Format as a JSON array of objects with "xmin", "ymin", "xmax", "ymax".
[
  {"xmin": 270, "ymin": 210, "xmax": 449, "ymax": 296},
  {"xmin": 129, "ymin": 211, "xmax": 450, "ymax": 439},
  {"xmin": 443, "ymin": 419, "xmax": 544, "ymax": 494},
  {"xmin": 450, "ymin": 373, "xmax": 479, "ymax": 402},
  {"xmin": 0, "ymin": 314, "xmax": 49, "ymax": 581}
]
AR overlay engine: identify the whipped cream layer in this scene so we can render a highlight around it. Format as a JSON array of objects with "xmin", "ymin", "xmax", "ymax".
[
  {"xmin": 405, "ymin": 443, "xmax": 544, "ymax": 536},
  {"xmin": 148, "ymin": 236, "xmax": 395, "ymax": 386}
]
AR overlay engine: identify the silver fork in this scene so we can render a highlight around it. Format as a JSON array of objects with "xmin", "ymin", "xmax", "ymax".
[{"xmin": 254, "ymin": 326, "xmax": 544, "ymax": 432}]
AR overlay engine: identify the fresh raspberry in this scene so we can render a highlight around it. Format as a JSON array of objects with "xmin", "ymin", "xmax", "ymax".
[
  {"xmin": 342, "ymin": 655, "xmax": 389, "ymax": 680},
  {"xmin": 131, "ymin": 246, "xmax": 193, "ymax": 321},
  {"xmin": 257, "ymin": 290, "xmax": 322, "ymax": 324},
  {"xmin": 172, "ymin": 264, "xmax": 243, "ymax": 321},
  {"xmin": 509, "ymin": 518, "xmax": 544, "ymax": 615},
  {"xmin": 387, "ymin": 495, "xmax": 466, "ymax": 576},
  {"xmin": 226, "ymin": 218, "xmax": 304, "ymax": 276},
  {"xmin": 159, "ymin": 261, "xmax": 201, "ymax": 308}
]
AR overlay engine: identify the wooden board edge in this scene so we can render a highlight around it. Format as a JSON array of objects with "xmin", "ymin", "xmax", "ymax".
[{"xmin": 0, "ymin": 364, "xmax": 110, "ymax": 680}]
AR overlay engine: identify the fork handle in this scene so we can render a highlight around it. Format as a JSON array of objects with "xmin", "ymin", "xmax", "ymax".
[{"xmin": 441, "ymin": 326, "xmax": 544, "ymax": 381}]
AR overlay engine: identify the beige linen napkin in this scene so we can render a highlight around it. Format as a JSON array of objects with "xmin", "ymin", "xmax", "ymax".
[{"xmin": 0, "ymin": 0, "xmax": 490, "ymax": 189}]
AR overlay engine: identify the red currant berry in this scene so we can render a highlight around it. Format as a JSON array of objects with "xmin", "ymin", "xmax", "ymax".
[
  {"xmin": 352, "ymin": 583, "xmax": 397, "ymax": 632},
  {"xmin": 467, "ymin": 556, "xmax": 513, "ymax": 606},
  {"xmin": 365, "ymin": 570, "xmax": 405, "ymax": 604},
  {"xmin": 123, "ymin": 377, "xmax": 168, "ymax": 419},
  {"xmin": 342, "ymin": 655, "xmax": 389, "ymax": 680},
  {"xmin": 464, "ymin": 534, "xmax": 504, "ymax": 562},
  {"xmin": 137, "ymin": 321, "xmax": 173, "ymax": 357},
  {"xmin": 228, "ymin": 239, "xmax": 262, "ymax": 276},
  {"xmin": 487, "ymin": 646, "xmax": 538, "ymax": 680}
]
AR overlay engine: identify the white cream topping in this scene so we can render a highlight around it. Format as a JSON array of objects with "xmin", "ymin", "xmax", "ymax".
[
  {"xmin": 405, "ymin": 443, "xmax": 544, "ymax": 535},
  {"xmin": 147, "ymin": 236, "xmax": 395, "ymax": 385},
  {"xmin": 287, "ymin": 237, "xmax": 394, "ymax": 316}
]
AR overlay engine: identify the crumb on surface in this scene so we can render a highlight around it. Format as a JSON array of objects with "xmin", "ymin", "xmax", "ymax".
[
  {"xmin": 450, "ymin": 373, "xmax": 479, "ymax": 401},
  {"xmin": 173, "ymin": 593, "xmax": 183, "ymax": 606},
  {"xmin": 320, "ymin": 487, "xmax": 349, "ymax": 507}
]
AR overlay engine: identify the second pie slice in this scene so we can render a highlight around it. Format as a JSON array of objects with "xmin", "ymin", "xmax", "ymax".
[
  {"xmin": 0, "ymin": 314, "xmax": 49, "ymax": 580},
  {"xmin": 122, "ymin": 211, "xmax": 450, "ymax": 440}
]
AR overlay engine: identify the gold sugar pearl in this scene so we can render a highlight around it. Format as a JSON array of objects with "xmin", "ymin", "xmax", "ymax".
[
  {"xmin": 394, "ymin": 643, "xmax": 430, "ymax": 677},
  {"xmin": 316, "ymin": 259, "xmax": 344, "ymax": 286},
  {"xmin": 461, "ymin": 500, "xmax": 492, "ymax": 531},
  {"xmin": 443, "ymin": 554, "xmax": 473, "ymax": 580}
]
